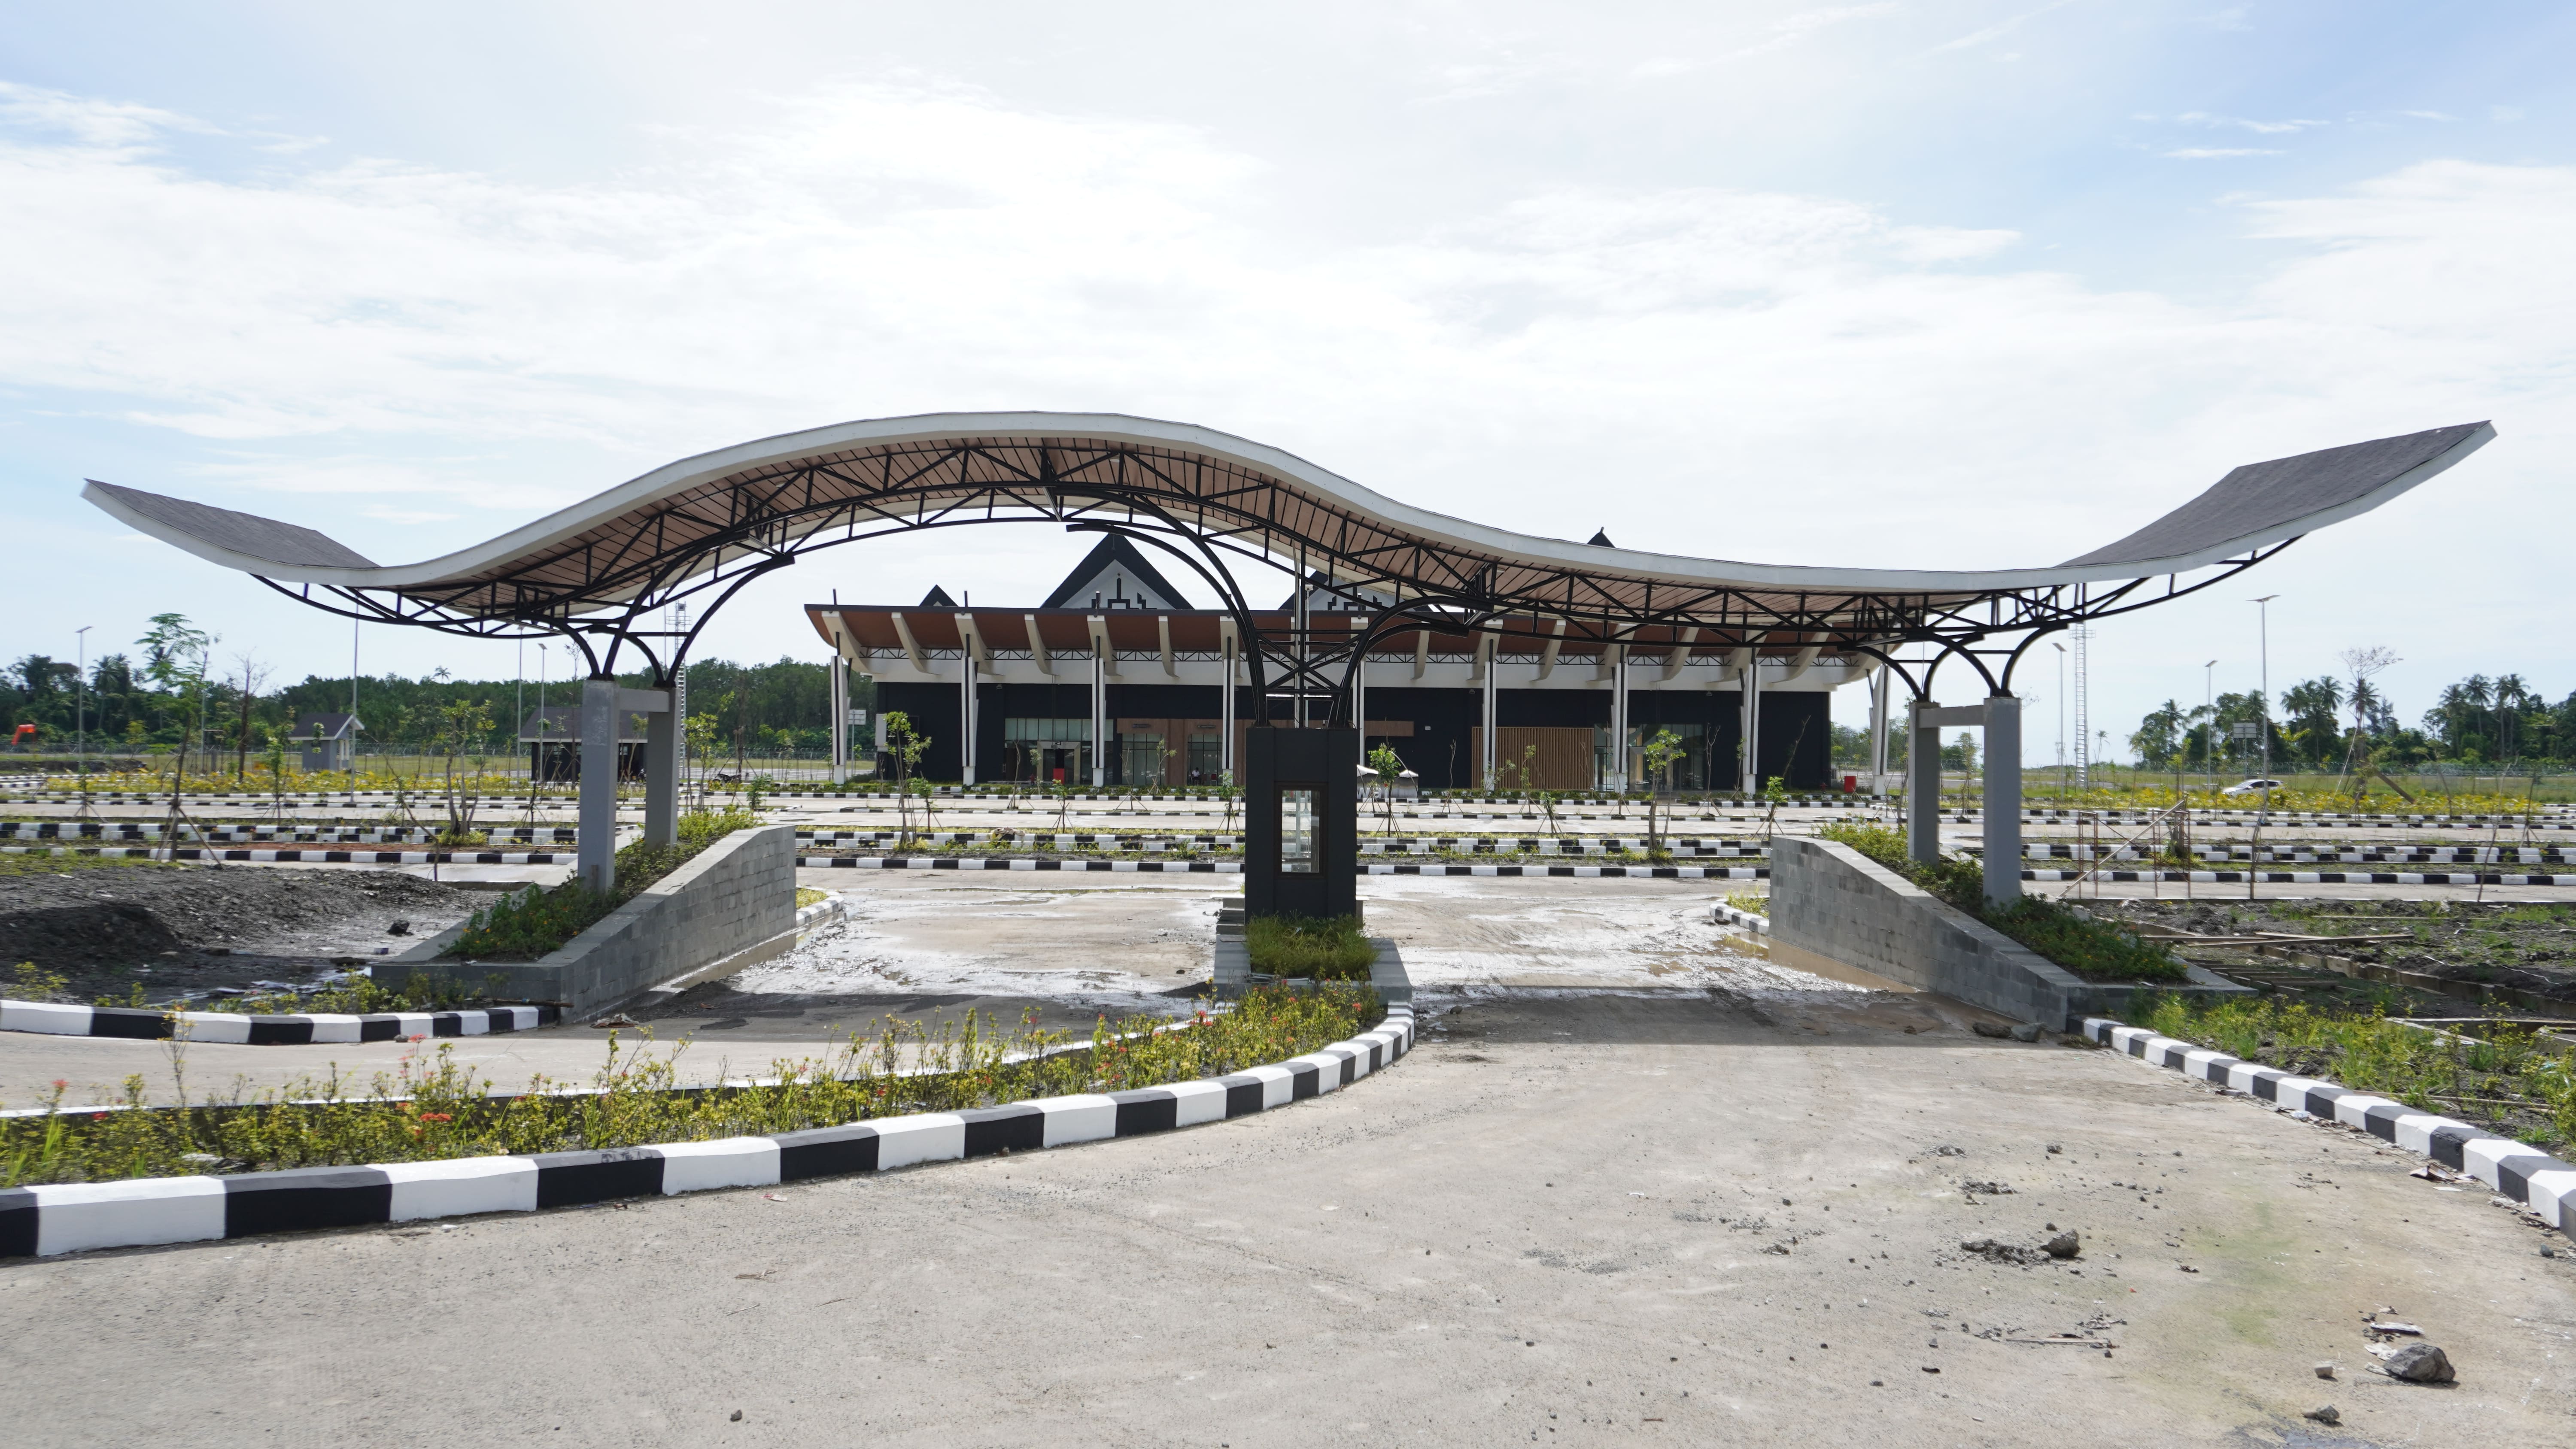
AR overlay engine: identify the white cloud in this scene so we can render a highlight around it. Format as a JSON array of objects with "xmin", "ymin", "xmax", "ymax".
[
  {"xmin": 0, "ymin": 81, "xmax": 213, "ymax": 149},
  {"xmin": 2176, "ymin": 111, "xmax": 2327, "ymax": 134},
  {"xmin": 1924, "ymin": 0, "xmax": 2075, "ymax": 56},
  {"xmin": 2161, "ymin": 147, "xmax": 2285, "ymax": 159},
  {"xmin": 8, "ymin": 77, "xmax": 2575, "ymax": 749}
]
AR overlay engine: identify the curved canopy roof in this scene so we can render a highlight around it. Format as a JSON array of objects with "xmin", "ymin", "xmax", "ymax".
[{"xmin": 83, "ymin": 412, "xmax": 2491, "ymax": 632}]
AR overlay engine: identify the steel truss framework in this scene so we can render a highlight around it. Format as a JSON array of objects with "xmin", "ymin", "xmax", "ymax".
[
  {"xmin": 85, "ymin": 413, "xmax": 2491, "ymax": 718},
  {"xmin": 265, "ymin": 438, "xmax": 2281, "ymax": 714}
]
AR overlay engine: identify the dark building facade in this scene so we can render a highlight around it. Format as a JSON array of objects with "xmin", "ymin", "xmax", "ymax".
[{"xmin": 813, "ymin": 537, "xmax": 1859, "ymax": 792}]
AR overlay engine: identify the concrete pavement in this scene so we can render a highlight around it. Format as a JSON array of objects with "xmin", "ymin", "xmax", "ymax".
[{"xmin": 4, "ymin": 989, "xmax": 2570, "ymax": 1446}]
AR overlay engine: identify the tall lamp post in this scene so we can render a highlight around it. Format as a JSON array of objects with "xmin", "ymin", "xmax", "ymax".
[{"xmin": 2051, "ymin": 641, "xmax": 2067, "ymax": 804}]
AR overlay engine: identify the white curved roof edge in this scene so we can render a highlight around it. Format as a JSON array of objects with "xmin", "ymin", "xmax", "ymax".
[{"xmin": 81, "ymin": 411, "xmax": 2495, "ymax": 598}]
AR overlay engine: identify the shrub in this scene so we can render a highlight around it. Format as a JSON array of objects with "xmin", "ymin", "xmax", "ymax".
[{"xmin": 1245, "ymin": 915, "xmax": 1377, "ymax": 981}]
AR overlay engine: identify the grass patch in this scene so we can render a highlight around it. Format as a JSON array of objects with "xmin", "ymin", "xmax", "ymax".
[
  {"xmin": 1816, "ymin": 821, "xmax": 2187, "ymax": 983},
  {"xmin": 0, "ymin": 985, "xmax": 1379, "ymax": 1185},
  {"xmin": 1245, "ymin": 914, "xmax": 1377, "ymax": 982},
  {"xmin": 445, "ymin": 807, "xmax": 758, "ymax": 961},
  {"xmin": 794, "ymin": 886, "xmax": 829, "ymax": 909},
  {"xmin": 2136, "ymin": 994, "xmax": 2576, "ymax": 1152},
  {"xmin": 0, "ymin": 851, "xmax": 181, "ymax": 879}
]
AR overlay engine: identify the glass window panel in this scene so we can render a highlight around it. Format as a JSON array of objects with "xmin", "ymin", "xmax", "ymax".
[{"xmin": 1279, "ymin": 788, "xmax": 1316, "ymax": 874}]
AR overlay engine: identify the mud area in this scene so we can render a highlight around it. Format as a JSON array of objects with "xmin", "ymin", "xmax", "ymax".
[
  {"xmin": 2115, "ymin": 897, "xmax": 2576, "ymax": 1003},
  {"xmin": 0, "ymin": 860, "xmax": 478, "ymax": 1002}
]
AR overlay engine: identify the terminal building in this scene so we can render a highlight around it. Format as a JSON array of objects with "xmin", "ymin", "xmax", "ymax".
[{"xmin": 807, "ymin": 535, "xmax": 1868, "ymax": 791}]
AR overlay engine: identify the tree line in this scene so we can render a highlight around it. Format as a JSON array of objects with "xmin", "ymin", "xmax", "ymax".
[
  {"xmin": 2127, "ymin": 646, "xmax": 2574, "ymax": 776},
  {"xmin": 3, "ymin": 613, "xmax": 863, "ymax": 767}
]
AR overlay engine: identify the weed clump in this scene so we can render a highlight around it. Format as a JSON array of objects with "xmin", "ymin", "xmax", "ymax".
[{"xmin": 1245, "ymin": 915, "xmax": 1376, "ymax": 981}]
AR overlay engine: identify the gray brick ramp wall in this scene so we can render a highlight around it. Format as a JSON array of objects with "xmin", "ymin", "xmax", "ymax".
[
  {"xmin": 385, "ymin": 824, "xmax": 798, "ymax": 1016},
  {"xmin": 1768, "ymin": 837, "xmax": 2089, "ymax": 1027},
  {"xmin": 1767, "ymin": 837, "xmax": 2252, "ymax": 1029}
]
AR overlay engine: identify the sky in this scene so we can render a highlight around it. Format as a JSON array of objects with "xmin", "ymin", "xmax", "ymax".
[{"xmin": 4, "ymin": 1, "xmax": 2571, "ymax": 764}]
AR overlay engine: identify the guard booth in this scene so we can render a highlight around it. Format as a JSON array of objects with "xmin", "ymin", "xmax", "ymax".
[
  {"xmin": 290, "ymin": 712, "xmax": 361, "ymax": 774},
  {"xmin": 1243, "ymin": 727, "xmax": 1360, "ymax": 923}
]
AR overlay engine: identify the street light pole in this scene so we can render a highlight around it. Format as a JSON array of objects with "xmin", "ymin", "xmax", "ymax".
[{"xmin": 2051, "ymin": 641, "xmax": 2067, "ymax": 804}]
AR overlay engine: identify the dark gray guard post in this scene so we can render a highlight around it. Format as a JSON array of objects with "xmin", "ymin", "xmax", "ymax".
[{"xmin": 1243, "ymin": 727, "xmax": 1358, "ymax": 924}]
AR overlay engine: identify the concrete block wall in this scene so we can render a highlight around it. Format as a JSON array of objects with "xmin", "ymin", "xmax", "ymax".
[
  {"xmin": 1767, "ymin": 837, "xmax": 2244, "ymax": 1029},
  {"xmin": 391, "ymin": 824, "xmax": 799, "ymax": 1016}
]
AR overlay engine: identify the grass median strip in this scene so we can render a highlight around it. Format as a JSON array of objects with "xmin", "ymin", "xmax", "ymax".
[
  {"xmin": 0, "ymin": 985, "xmax": 1379, "ymax": 1187},
  {"xmin": 2134, "ymin": 993, "xmax": 2576, "ymax": 1152}
]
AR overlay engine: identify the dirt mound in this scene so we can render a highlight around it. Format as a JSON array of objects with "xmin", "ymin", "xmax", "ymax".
[{"xmin": 0, "ymin": 865, "xmax": 475, "ymax": 976}]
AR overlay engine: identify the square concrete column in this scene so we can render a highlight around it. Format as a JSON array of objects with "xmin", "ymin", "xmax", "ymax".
[
  {"xmin": 1907, "ymin": 698, "xmax": 1941, "ymax": 866},
  {"xmin": 829, "ymin": 658, "xmax": 848, "ymax": 785},
  {"xmin": 1738, "ymin": 656, "xmax": 1763, "ymax": 794},
  {"xmin": 1982, "ymin": 693, "xmax": 2023, "ymax": 906},
  {"xmin": 642, "ymin": 704, "xmax": 679, "ymax": 848},
  {"xmin": 578, "ymin": 676, "xmax": 620, "ymax": 894}
]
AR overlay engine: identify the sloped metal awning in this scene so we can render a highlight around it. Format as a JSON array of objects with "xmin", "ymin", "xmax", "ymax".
[{"xmin": 82, "ymin": 412, "xmax": 2493, "ymax": 672}]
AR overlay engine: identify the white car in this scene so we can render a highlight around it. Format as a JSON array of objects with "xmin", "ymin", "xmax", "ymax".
[{"xmin": 2221, "ymin": 778, "xmax": 2284, "ymax": 796}]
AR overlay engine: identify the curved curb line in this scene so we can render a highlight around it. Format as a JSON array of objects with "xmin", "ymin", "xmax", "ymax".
[
  {"xmin": 0, "ymin": 846, "xmax": 578, "ymax": 865},
  {"xmin": 2032, "ymin": 869, "xmax": 2571, "ymax": 886},
  {"xmin": 0, "ymin": 1000, "xmax": 558, "ymax": 1044},
  {"xmin": 796, "ymin": 857, "xmax": 1764, "ymax": 879},
  {"xmin": 2086, "ymin": 1016, "xmax": 2575, "ymax": 1243},
  {"xmin": 0, "ymin": 1006, "xmax": 1414, "ymax": 1258}
]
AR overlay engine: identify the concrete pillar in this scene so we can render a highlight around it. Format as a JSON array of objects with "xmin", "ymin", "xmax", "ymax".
[
  {"xmin": 578, "ymin": 676, "xmax": 619, "ymax": 894},
  {"xmin": 1220, "ymin": 636, "xmax": 1236, "ymax": 779},
  {"xmin": 1908, "ymin": 698, "xmax": 1941, "ymax": 867},
  {"xmin": 642, "ymin": 704, "xmax": 679, "ymax": 847},
  {"xmin": 959, "ymin": 666, "xmax": 978, "ymax": 786},
  {"xmin": 1739, "ymin": 652, "xmax": 1764, "ymax": 794},
  {"xmin": 1479, "ymin": 634, "xmax": 1498, "ymax": 790},
  {"xmin": 1608, "ymin": 643, "xmax": 1628, "ymax": 793},
  {"xmin": 1090, "ymin": 630, "xmax": 1107, "ymax": 788},
  {"xmin": 1868, "ymin": 665, "xmax": 1891, "ymax": 797},
  {"xmin": 829, "ymin": 657, "xmax": 848, "ymax": 785},
  {"xmin": 1982, "ymin": 693, "xmax": 2023, "ymax": 906}
]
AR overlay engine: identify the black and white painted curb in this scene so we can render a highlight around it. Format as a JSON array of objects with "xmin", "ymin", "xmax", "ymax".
[
  {"xmin": 794, "ymin": 855, "xmax": 1763, "ymax": 879},
  {"xmin": 0, "ymin": 1005, "xmax": 1414, "ymax": 1258},
  {"xmin": 0, "ymin": 823, "xmax": 580, "ymax": 844},
  {"xmin": 0, "ymin": 846, "xmax": 577, "ymax": 865},
  {"xmin": 2087, "ymin": 1017, "xmax": 2575, "ymax": 1242},
  {"xmin": 2026, "ymin": 869, "xmax": 2571, "ymax": 886},
  {"xmin": 0, "ymin": 1000, "xmax": 559, "ymax": 1044},
  {"xmin": 2014, "ymin": 843, "xmax": 2572, "ymax": 864},
  {"xmin": 1712, "ymin": 903, "xmax": 1769, "ymax": 934}
]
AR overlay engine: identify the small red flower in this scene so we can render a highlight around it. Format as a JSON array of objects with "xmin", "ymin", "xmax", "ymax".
[
  {"xmin": 420, "ymin": 1112, "xmax": 452, "ymax": 1123},
  {"xmin": 51, "ymin": 1078, "xmax": 68, "ymax": 1091}
]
